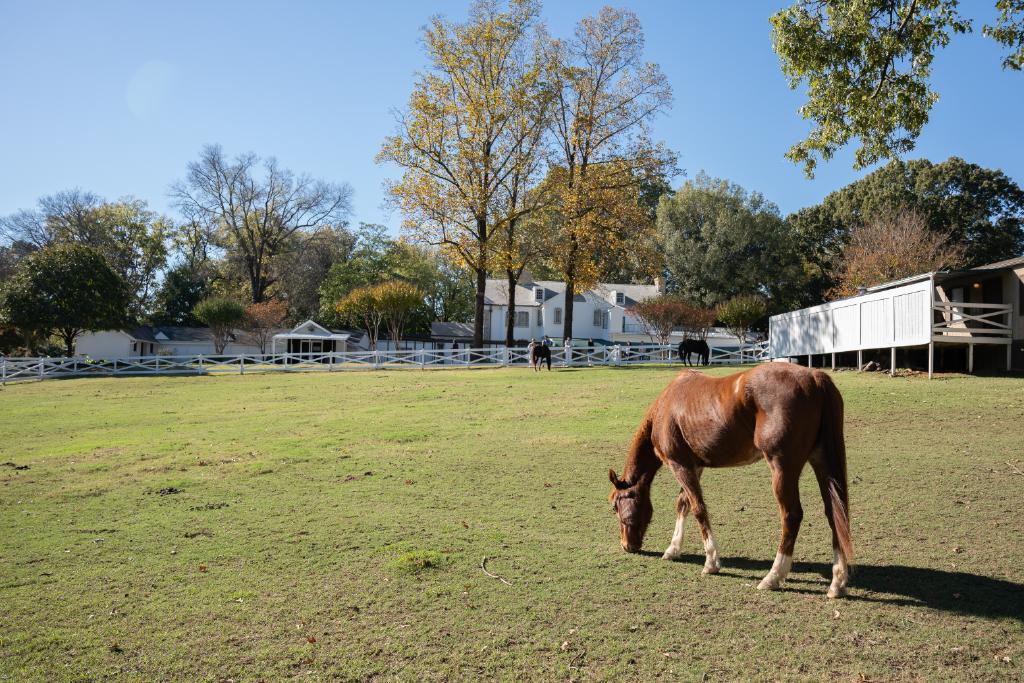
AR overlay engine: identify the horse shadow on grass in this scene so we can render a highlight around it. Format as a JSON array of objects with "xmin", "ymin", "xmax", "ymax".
[{"xmin": 641, "ymin": 551, "xmax": 1024, "ymax": 622}]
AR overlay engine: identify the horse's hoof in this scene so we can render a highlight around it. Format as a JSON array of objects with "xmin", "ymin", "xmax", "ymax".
[
  {"xmin": 827, "ymin": 585, "xmax": 848, "ymax": 599},
  {"xmin": 702, "ymin": 563, "xmax": 720, "ymax": 575},
  {"xmin": 662, "ymin": 549, "xmax": 681, "ymax": 561},
  {"xmin": 757, "ymin": 576, "xmax": 781, "ymax": 590}
]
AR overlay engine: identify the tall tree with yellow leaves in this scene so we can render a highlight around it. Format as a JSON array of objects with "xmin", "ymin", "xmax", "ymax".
[
  {"xmin": 543, "ymin": 7, "xmax": 676, "ymax": 340},
  {"xmin": 378, "ymin": 0, "xmax": 548, "ymax": 348}
]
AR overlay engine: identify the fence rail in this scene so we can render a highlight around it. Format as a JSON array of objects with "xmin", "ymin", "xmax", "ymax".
[{"xmin": 0, "ymin": 342, "xmax": 770, "ymax": 385}]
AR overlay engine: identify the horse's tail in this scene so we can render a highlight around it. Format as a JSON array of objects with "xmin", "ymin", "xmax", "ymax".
[{"xmin": 815, "ymin": 371, "xmax": 854, "ymax": 565}]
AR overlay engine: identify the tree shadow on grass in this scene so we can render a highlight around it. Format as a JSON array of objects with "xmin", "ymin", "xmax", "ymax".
[{"xmin": 648, "ymin": 552, "xmax": 1023, "ymax": 622}]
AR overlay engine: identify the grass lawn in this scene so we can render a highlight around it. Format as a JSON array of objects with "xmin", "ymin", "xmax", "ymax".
[{"xmin": 1, "ymin": 366, "xmax": 1022, "ymax": 682}]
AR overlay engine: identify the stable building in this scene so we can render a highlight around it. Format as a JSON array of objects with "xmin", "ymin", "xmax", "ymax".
[{"xmin": 769, "ymin": 255, "xmax": 1024, "ymax": 377}]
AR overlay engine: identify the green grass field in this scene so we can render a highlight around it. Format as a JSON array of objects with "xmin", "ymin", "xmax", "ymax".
[{"xmin": 1, "ymin": 366, "xmax": 1021, "ymax": 682}]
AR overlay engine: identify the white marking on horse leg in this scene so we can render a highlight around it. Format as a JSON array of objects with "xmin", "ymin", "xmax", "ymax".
[
  {"xmin": 827, "ymin": 548, "xmax": 849, "ymax": 598},
  {"xmin": 662, "ymin": 513, "xmax": 686, "ymax": 560},
  {"xmin": 701, "ymin": 532, "xmax": 721, "ymax": 574},
  {"xmin": 757, "ymin": 552, "xmax": 793, "ymax": 590}
]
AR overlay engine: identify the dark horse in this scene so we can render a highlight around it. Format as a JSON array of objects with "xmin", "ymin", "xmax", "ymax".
[
  {"xmin": 678, "ymin": 338, "xmax": 709, "ymax": 366},
  {"xmin": 608, "ymin": 363, "xmax": 853, "ymax": 597},
  {"xmin": 528, "ymin": 341, "xmax": 551, "ymax": 371}
]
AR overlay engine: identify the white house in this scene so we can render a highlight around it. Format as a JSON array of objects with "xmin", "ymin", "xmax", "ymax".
[
  {"xmin": 76, "ymin": 320, "xmax": 355, "ymax": 359},
  {"xmin": 480, "ymin": 274, "xmax": 663, "ymax": 344},
  {"xmin": 769, "ymin": 255, "xmax": 1024, "ymax": 376}
]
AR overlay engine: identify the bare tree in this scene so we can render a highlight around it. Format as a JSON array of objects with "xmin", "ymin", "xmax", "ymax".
[
  {"xmin": 171, "ymin": 145, "xmax": 353, "ymax": 303},
  {"xmin": 830, "ymin": 209, "xmax": 965, "ymax": 298}
]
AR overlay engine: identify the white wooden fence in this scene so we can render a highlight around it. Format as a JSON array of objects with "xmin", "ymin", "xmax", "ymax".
[{"xmin": 0, "ymin": 342, "xmax": 769, "ymax": 385}]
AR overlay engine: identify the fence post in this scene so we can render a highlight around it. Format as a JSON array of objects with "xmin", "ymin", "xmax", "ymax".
[
  {"xmin": 1, "ymin": 357, "xmax": 6, "ymax": 386},
  {"xmin": 240, "ymin": 356, "xmax": 245, "ymax": 375},
  {"xmin": 39, "ymin": 358, "xmax": 45, "ymax": 381},
  {"xmin": 198, "ymin": 354, "xmax": 204, "ymax": 375}
]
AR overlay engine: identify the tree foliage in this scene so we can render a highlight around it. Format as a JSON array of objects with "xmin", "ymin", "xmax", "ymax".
[
  {"xmin": 0, "ymin": 243, "xmax": 129, "ymax": 355},
  {"xmin": 829, "ymin": 210, "xmax": 964, "ymax": 298},
  {"xmin": 789, "ymin": 156, "xmax": 1024, "ymax": 298},
  {"xmin": 0, "ymin": 191, "xmax": 169, "ymax": 318},
  {"xmin": 543, "ymin": 6, "xmax": 675, "ymax": 340},
  {"xmin": 716, "ymin": 294, "xmax": 768, "ymax": 344},
  {"xmin": 379, "ymin": 0, "xmax": 547, "ymax": 347},
  {"xmin": 150, "ymin": 265, "xmax": 209, "ymax": 326},
  {"xmin": 374, "ymin": 280, "xmax": 424, "ymax": 350},
  {"xmin": 193, "ymin": 297, "xmax": 246, "ymax": 354},
  {"xmin": 771, "ymin": 1, "xmax": 1021, "ymax": 176},
  {"xmin": 335, "ymin": 285, "xmax": 386, "ymax": 350},
  {"xmin": 171, "ymin": 144, "xmax": 353, "ymax": 304},
  {"xmin": 658, "ymin": 173, "xmax": 805, "ymax": 310},
  {"xmin": 244, "ymin": 300, "xmax": 288, "ymax": 353},
  {"xmin": 984, "ymin": 0, "xmax": 1024, "ymax": 70},
  {"xmin": 627, "ymin": 294, "xmax": 690, "ymax": 345}
]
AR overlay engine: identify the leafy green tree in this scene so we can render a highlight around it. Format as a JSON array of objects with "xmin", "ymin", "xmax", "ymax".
[
  {"xmin": 771, "ymin": 1, "xmax": 1022, "ymax": 176},
  {"xmin": 193, "ymin": 297, "xmax": 246, "ymax": 354},
  {"xmin": 335, "ymin": 285, "xmax": 385, "ymax": 350},
  {"xmin": 658, "ymin": 173, "xmax": 805, "ymax": 310},
  {"xmin": 316, "ymin": 224, "xmax": 397, "ymax": 327},
  {"xmin": 271, "ymin": 225, "xmax": 355, "ymax": 322},
  {"xmin": 717, "ymin": 294, "xmax": 768, "ymax": 344},
  {"xmin": 375, "ymin": 281, "xmax": 424, "ymax": 349},
  {"xmin": 790, "ymin": 157, "xmax": 1024, "ymax": 295},
  {"xmin": 0, "ymin": 244, "xmax": 129, "ymax": 356},
  {"xmin": 1, "ymin": 192, "xmax": 169, "ymax": 318},
  {"xmin": 150, "ymin": 266, "xmax": 209, "ymax": 326}
]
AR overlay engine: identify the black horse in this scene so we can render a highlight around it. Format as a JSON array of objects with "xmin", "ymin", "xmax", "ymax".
[
  {"xmin": 678, "ymin": 338, "xmax": 710, "ymax": 367},
  {"xmin": 529, "ymin": 342, "xmax": 552, "ymax": 371}
]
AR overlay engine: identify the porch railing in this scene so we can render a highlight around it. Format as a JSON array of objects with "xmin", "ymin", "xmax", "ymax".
[
  {"xmin": 0, "ymin": 341, "xmax": 772, "ymax": 385},
  {"xmin": 932, "ymin": 301, "xmax": 1012, "ymax": 339}
]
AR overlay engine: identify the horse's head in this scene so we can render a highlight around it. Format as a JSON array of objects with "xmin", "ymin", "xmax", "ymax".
[{"xmin": 608, "ymin": 469, "xmax": 652, "ymax": 553}]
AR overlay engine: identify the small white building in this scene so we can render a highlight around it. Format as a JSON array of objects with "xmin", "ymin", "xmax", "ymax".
[
  {"xmin": 480, "ymin": 275, "xmax": 663, "ymax": 344},
  {"xmin": 76, "ymin": 320, "xmax": 355, "ymax": 359},
  {"xmin": 769, "ymin": 255, "xmax": 1024, "ymax": 376}
]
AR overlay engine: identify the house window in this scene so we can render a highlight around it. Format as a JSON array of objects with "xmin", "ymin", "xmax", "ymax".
[
  {"xmin": 615, "ymin": 292, "xmax": 625, "ymax": 306},
  {"xmin": 603, "ymin": 311, "xmax": 609, "ymax": 329},
  {"xmin": 515, "ymin": 311, "xmax": 529, "ymax": 327},
  {"xmin": 593, "ymin": 309, "xmax": 603, "ymax": 327},
  {"xmin": 554, "ymin": 308, "xmax": 562, "ymax": 324},
  {"xmin": 536, "ymin": 309, "xmax": 543, "ymax": 326},
  {"xmin": 534, "ymin": 287, "xmax": 544, "ymax": 302}
]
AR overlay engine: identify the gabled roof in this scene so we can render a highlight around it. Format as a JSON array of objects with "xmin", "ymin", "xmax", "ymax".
[
  {"xmin": 970, "ymin": 254, "xmax": 1024, "ymax": 271},
  {"xmin": 430, "ymin": 321, "xmax": 476, "ymax": 339}
]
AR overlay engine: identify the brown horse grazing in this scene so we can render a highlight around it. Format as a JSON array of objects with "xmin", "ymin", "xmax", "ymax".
[{"xmin": 608, "ymin": 363, "xmax": 853, "ymax": 598}]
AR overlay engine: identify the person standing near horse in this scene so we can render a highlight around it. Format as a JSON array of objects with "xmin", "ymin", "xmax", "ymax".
[{"xmin": 608, "ymin": 363, "xmax": 853, "ymax": 598}]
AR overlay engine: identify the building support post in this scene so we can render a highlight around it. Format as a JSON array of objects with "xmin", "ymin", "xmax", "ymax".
[
  {"xmin": 831, "ymin": 352, "xmax": 836, "ymax": 371},
  {"xmin": 928, "ymin": 342, "xmax": 934, "ymax": 380},
  {"xmin": 857, "ymin": 349, "xmax": 863, "ymax": 371},
  {"xmin": 890, "ymin": 347, "xmax": 896, "ymax": 377},
  {"xmin": 968, "ymin": 344, "xmax": 974, "ymax": 374},
  {"xmin": 1008, "ymin": 343, "xmax": 1013, "ymax": 372},
  {"xmin": 807, "ymin": 354, "xmax": 812, "ymax": 368}
]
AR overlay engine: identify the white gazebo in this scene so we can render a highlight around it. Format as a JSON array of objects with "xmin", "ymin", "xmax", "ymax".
[{"xmin": 271, "ymin": 320, "xmax": 351, "ymax": 355}]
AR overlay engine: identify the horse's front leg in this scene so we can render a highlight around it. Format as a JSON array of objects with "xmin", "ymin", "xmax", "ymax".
[
  {"xmin": 661, "ymin": 489, "xmax": 689, "ymax": 560},
  {"xmin": 667, "ymin": 463, "xmax": 719, "ymax": 574}
]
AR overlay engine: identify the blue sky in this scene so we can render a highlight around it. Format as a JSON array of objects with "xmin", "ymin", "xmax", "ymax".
[{"xmin": 1, "ymin": 1, "xmax": 1022, "ymax": 232}]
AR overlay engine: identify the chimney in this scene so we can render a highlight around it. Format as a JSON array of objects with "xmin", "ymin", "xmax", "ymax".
[{"xmin": 520, "ymin": 269, "xmax": 534, "ymax": 285}]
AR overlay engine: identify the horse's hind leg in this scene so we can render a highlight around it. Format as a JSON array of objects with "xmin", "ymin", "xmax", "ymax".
[
  {"xmin": 661, "ymin": 489, "xmax": 690, "ymax": 560},
  {"xmin": 810, "ymin": 457, "xmax": 850, "ymax": 598},
  {"xmin": 758, "ymin": 458, "xmax": 803, "ymax": 590},
  {"xmin": 668, "ymin": 463, "xmax": 719, "ymax": 574}
]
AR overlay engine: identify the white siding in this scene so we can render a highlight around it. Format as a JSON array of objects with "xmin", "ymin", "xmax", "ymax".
[
  {"xmin": 76, "ymin": 331, "xmax": 134, "ymax": 359},
  {"xmin": 770, "ymin": 279, "xmax": 933, "ymax": 357}
]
